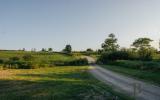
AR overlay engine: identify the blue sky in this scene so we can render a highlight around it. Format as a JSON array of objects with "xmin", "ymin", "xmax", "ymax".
[{"xmin": 0, "ymin": 0, "xmax": 159, "ymax": 51}]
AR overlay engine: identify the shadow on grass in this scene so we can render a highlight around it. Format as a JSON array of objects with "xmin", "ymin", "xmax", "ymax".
[{"xmin": 0, "ymin": 71, "xmax": 123, "ymax": 100}]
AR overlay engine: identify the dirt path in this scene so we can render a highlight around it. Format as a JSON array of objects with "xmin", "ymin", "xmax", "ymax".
[
  {"xmin": 84, "ymin": 56, "xmax": 160, "ymax": 100},
  {"xmin": 89, "ymin": 65, "xmax": 160, "ymax": 100}
]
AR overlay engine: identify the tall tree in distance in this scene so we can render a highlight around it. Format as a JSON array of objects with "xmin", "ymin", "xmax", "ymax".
[
  {"xmin": 101, "ymin": 33, "xmax": 119, "ymax": 52},
  {"xmin": 41, "ymin": 48, "xmax": 46, "ymax": 52},
  {"xmin": 63, "ymin": 44, "xmax": 72, "ymax": 54},
  {"xmin": 48, "ymin": 48, "xmax": 53, "ymax": 52},
  {"xmin": 132, "ymin": 37, "xmax": 155, "ymax": 60}
]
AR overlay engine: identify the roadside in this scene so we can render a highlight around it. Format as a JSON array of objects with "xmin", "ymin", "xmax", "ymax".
[
  {"xmin": 84, "ymin": 56, "xmax": 160, "ymax": 100},
  {"xmin": 101, "ymin": 64, "xmax": 160, "ymax": 86},
  {"xmin": 89, "ymin": 64, "xmax": 160, "ymax": 100}
]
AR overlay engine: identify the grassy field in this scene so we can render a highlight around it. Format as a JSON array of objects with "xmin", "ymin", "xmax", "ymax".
[
  {"xmin": 0, "ymin": 51, "xmax": 76, "ymax": 62},
  {"xmin": 0, "ymin": 66, "xmax": 132, "ymax": 100},
  {"xmin": 102, "ymin": 64, "xmax": 160, "ymax": 86},
  {"xmin": 0, "ymin": 51, "xmax": 84, "ymax": 68}
]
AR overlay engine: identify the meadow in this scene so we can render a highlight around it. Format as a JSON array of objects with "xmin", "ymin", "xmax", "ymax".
[
  {"xmin": 0, "ymin": 50, "xmax": 132, "ymax": 100},
  {"xmin": 0, "ymin": 51, "xmax": 88, "ymax": 69},
  {"xmin": 0, "ymin": 66, "xmax": 131, "ymax": 100}
]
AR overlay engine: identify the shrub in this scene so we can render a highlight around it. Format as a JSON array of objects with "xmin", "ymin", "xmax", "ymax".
[
  {"xmin": 18, "ymin": 61, "xmax": 34, "ymax": 69},
  {"xmin": 3, "ymin": 59, "xmax": 34, "ymax": 69},
  {"xmin": 23, "ymin": 54, "xmax": 33, "ymax": 61},
  {"xmin": 0, "ymin": 59, "xmax": 4, "ymax": 64},
  {"xmin": 106, "ymin": 60, "xmax": 160, "ymax": 71},
  {"xmin": 53, "ymin": 58, "xmax": 88, "ymax": 66},
  {"xmin": 98, "ymin": 51, "xmax": 130, "ymax": 64},
  {"xmin": 9, "ymin": 56, "xmax": 20, "ymax": 61}
]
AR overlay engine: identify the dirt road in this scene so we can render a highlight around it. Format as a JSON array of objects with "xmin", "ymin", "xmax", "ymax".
[
  {"xmin": 85, "ymin": 56, "xmax": 160, "ymax": 100},
  {"xmin": 89, "ymin": 65, "xmax": 160, "ymax": 100}
]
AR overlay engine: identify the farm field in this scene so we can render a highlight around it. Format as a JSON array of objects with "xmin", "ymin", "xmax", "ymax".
[{"xmin": 0, "ymin": 66, "xmax": 131, "ymax": 100}]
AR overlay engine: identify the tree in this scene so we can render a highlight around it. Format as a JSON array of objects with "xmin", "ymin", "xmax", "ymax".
[
  {"xmin": 48, "ymin": 48, "xmax": 53, "ymax": 52},
  {"xmin": 63, "ymin": 45, "xmax": 72, "ymax": 54},
  {"xmin": 132, "ymin": 38, "xmax": 153, "ymax": 49},
  {"xmin": 22, "ymin": 48, "xmax": 25, "ymax": 51},
  {"xmin": 86, "ymin": 48, "xmax": 94, "ymax": 55},
  {"xmin": 86, "ymin": 48, "xmax": 93, "ymax": 52},
  {"xmin": 132, "ymin": 38, "xmax": 154, "ymax": 60},
  {"xmin": 102, "ymin": 33, "xmax": 119, "ymax": 52},
  {"xmin": 41, "ymin": 48, "xmax": 46, "ymax": 52}
]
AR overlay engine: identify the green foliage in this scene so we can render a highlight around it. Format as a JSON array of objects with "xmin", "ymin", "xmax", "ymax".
[
  {"xmin": 63, "ymin": 44, "xmax": 72, "ymax": 54},
  {"xmin": 132, "ymin": 38, "xmax": 156, "ymax": 61},
  {"xmin": 0, "ymin": 59, "xmax": 4, "ymax": 64},
  {"xmin": 48, "ymin": 48, "xmax": 53, "ymax": 52},
  {"xmin": 132, "ymin": 38, "xmax": 153, "ymax": 48},
  {"xmin": 23, "ymin": 54, "xmax": 33, "ymax": 61},
  {"xmin": 106, "ymin": 60, "xmax": 160, "ymax": 71},
  {"xmin": 102, "ymin": 33, "xmax": 119, "ymax": 52},
  {"xmin": 85, "ymin": 48, "xmax": 94, "ymax": 55},
  {"xmin": 41, "ymin": 48, "xmax": 46, "ymax": 52},
  {"xmin": 98, "ymin": 51, "xmax": 130, "ymax": 64},
  {"xmin": 9, "ymin": 56, "xmax": 20, "ymax": 61},
  {"xmin": 0, "ymin": 51, "xmax": 79, "ymax": 69},
  {"xmin": 54, "ymin": 58, "xmax": 88, "ymax": 66},
  {"xmin": 102, "ymin": 64, "xmax": 160, "ymax": 85}
]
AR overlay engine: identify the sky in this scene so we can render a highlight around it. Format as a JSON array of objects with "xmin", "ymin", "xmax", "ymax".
[{"xmin": 0, "ymin": 0, "xmax": 160, "ymax": 51}]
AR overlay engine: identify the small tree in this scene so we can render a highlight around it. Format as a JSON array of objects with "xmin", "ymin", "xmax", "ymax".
[
  {"xmin": 41, "ymin": 48, "xmax": 46, "ymax": 52},
  {"xmin": 48, "ymin": 48, "xmax": 53, "ymax": 52},
  {"xmin": 63, "ymin": 45, "xmax": 72, "ymax": 54},
  {"xmin": 86, "ymin": 48, "xmax": 93, "ymax": 52},
  {"xmin": 86, "ymin": 48, "xmax": 94, "ymax": 55},
  {"xmin": 102, "ymin": 33, "xmax": 119, "ymax": 52},
  {"xmin": 22, "ymin": 48, "xmax": 25, "ymax": 51}
]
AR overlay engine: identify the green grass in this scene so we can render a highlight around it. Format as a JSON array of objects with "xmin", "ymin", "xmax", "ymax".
[
  {"xmin": 0, "ymin": 66, "xmax": 132, "ymax": 100},
  {"xmin": 0, "ymin": 51, "xmax": 75, "ymax": 61},
  {"xmin": 0, "ymin": 51, "xmax": 78, "ymax": 67},
  {"xmin": 102, "ymin": 64, "xmax": 160, "ymax": 86}
]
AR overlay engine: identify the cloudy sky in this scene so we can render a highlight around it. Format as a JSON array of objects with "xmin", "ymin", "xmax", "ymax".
[{"xmin": 0, "ymin": 0, "xmax": 159, "ymax": 51}]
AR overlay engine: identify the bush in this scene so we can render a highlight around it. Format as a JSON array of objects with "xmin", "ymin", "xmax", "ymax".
[
  {"xmin": 106, "ymin": 60, "xmax": 160, "ymax": 71},
  {"xmin": 3, "ymin": 60, "xmax": 34, "ymax": 69},
  {"xmin": 0, "ymin": 59, "xmax": 4, "ymax": 64},
  {"xmin": 53, "ymin": 58, "xmax": 88, "ymax": 66},
  {"xmin": 98, "ymin": 51, "xmax": 130, "ymax": 64},
  {"xmin": 23, "ymin": 54, "xmax": 33, "ymax": 61},
  {"xmin": 138, "ymin": 49, "xmax": 154, "ymax": 61},
  {"xmin": 18, "ymin": 61, "xmax": 34, "ymax": 69},
  {"xmin": 9, "ymin": 56, "xmax": 20, "ymax": 61}
]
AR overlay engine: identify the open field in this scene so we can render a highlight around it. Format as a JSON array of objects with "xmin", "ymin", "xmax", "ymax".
[
  {"xmin": 0, "ymin": 66, "xmax": 131, "ymax": 100},
  {"xmin": 0, "ymin": 51, "xmax": 76, "ymax": 62},
  {"xmin": 0, "ymin": 51, "xmax": 88, "ymax": 68}
]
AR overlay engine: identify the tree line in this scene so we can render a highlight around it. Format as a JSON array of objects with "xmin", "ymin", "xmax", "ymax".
[{"xmin": 98, "ymin": 33, "xmax": 159, "ymax": 64}]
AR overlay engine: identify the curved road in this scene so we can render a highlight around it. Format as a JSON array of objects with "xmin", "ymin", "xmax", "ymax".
[{"xmin": 85, "ymin": 56, "xmax": 160, "ymax": 100}]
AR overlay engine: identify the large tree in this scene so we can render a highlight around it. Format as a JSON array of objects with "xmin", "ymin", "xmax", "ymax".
[
  {"xmin": 101, "ymin": 33, "xmax": 119, "ymax": 52},
  {"xmin": 132, "ymin": 38, "xmax": 155, "ymax": 60},
  {"xmin": 132, "ymin": 38, "xmax": 153, "ymax": 49}
]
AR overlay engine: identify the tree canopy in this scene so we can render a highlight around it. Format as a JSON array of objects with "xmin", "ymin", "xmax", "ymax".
[
  {"xmin": 63, "ymin": 44, "xmax": 72, "ymax": 54},
  {"xmin": 101, "ymin": 33, "xmax": 119, "ymax": 52}
]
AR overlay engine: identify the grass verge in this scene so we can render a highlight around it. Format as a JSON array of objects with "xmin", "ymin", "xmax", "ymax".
[{"xmin": 101, "ymin": 64, "xmax": 160, "ymax": 86}]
